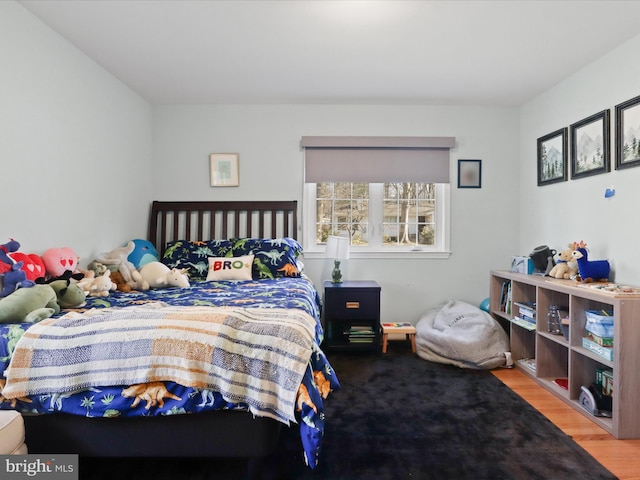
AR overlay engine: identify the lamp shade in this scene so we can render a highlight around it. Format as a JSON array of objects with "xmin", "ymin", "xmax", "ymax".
[{"xmin": 325, "ymin": 236, "xmax": 350, "ymax": 260}]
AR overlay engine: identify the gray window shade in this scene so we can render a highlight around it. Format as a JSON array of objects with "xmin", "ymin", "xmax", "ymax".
[{"xmin": 301, "ymin": 136, "xmax": 455, "ymax": 183}]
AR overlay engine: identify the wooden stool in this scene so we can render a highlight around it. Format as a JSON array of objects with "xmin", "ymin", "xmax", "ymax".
[{"xmin": 381, "ymin": 322, "xmax": 417, "ymax": 353}]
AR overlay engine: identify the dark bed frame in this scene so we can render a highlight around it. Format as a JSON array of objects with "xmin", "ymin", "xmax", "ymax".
[{"xmin": 23, "ymin": 200, "xmax": 299, "ymax": 480}]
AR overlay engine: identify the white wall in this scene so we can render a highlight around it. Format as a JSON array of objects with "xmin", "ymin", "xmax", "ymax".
[
  {"xmin": 153, "ymin": 105, "xmax": 520, "ymax": 323},
  {"xmin": 0, "ymin": 2, "xmax": 152, "ymax": 265},
  {"xmin": 520, "ymin": 33, "xmax": 640, "ymax": 284}
]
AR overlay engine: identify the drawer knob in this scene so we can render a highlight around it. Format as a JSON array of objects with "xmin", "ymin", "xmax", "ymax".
[{"xmin": 346, "ymin": 301, "xmax": 360, "ymax": 309}]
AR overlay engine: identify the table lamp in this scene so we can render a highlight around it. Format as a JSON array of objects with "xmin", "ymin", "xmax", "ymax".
[{"xmin": 325, "ymin": 236, "xmax": 350, "ymax": 283}]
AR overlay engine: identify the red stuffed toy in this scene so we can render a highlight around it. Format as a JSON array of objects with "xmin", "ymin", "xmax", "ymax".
[{"xmin": 0, "ymin": 238, "xmax": 46, "ymax": 282}]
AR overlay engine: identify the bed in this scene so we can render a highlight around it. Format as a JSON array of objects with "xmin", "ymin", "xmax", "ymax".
[{"xmin": 0, "ymin": 200, "xmax": 339, "ymax": 479}]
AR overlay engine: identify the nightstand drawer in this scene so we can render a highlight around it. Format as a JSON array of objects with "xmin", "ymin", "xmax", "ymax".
[{"xmin": 324, "ymin": 289, "xmax": 380, "ymax": 320}]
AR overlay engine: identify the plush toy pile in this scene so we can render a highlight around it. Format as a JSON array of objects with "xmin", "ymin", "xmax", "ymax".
[
  {"xmin": 0, "ymin": 237, "xmax": 166, "ymax": 325},
  {"xmin": 547, "ymin": 241, "xmax": 611, "ymax": 283}
]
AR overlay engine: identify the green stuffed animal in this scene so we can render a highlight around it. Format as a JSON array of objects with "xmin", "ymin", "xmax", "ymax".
[
  {"xmin": 49, "ymin": 279, "xmax": 86, "ymax": 308},
  {"xmin": 0, "ymin": 284, "xmax": 60, "ymax": 324}
]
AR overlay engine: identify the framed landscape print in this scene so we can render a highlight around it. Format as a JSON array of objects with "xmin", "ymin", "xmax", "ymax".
[
  {"xmin": 537, "ymin": 127, "xmax": 567, "ymax": 186},
  {"xmin": 615, "ymin": 94, "xmax": 640, "ymax": 170},
  {"xmin": 570, "ymin": 110, "xmax": 610, "ymax": 180}
]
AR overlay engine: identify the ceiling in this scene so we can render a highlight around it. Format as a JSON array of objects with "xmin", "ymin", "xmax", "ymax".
[{"xmin": 18, "ymin": 0, "xmax": 640, "ymax": 107}]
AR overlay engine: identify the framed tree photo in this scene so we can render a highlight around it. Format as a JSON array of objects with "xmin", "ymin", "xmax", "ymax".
[
  {"xmin": 615, "ymin": 94, "xmax": 640, "ymax": 170},
  {"xmin": 537, "ymin": 127, "xmax": 567, "ymax": 186},
  {"xmin": 570, "ymin": 110, "xmax": 610, "ymax": 180},
  {"xmin": 209, "ymin": 153, "xmax": 239, "ymax": 187}
]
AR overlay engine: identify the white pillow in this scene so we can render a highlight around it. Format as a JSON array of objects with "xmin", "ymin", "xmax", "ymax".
[{"xmin": 206, "ymin": 254, "xmax": 254, "ymax": 281}]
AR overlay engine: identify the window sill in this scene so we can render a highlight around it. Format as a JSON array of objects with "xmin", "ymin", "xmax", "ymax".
[{"xmin": 302, "ymin": 250, "xmax": 452, "ymax": 260}]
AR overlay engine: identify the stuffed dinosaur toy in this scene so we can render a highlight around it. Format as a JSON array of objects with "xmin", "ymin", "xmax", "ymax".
[
  {"xmin": 49, "ymin": 278, "xmax": 87, "ymax": 308},
  {"xmin": 1, "ymin": 239, "xmax": 46, "ymax": 282},
  {"xmin": 0, "ymin": 261, "xmax": 36, "ymax": 298},
  {"xmin": 0, "ymin": 284, "xmax": 60, "ymax": 324},
  {"xmin": 0, "ymin": 239, "xmax": 21, "ymax": 274}
]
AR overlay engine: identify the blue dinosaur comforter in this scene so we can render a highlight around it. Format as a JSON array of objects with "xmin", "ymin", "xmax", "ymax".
[{"xmin": 0, "ymin": 277, "xmax": 340, "ymax": 468}]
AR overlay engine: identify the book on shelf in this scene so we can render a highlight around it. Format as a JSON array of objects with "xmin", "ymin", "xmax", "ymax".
[
  {"xmin": 517, "ymin": 358, "xmax": 536, "ymax": 372},
  {"xmin": 504, "ymin": 282, "xmax": 512, "ymax": 315},
  {"xmin": 596, "ymin": 368, "xmax": 614, "ymax": 397},
  {"xmin": 346, "ymin": 325, "xmax": 376, "ymax": 343},
  {"xmin": 511, "ymin": 317, "xmax": 536, "ymax": 331},
  {"xmin": 499, "ymin": 281, "xmax": 511, "ymax": 313},
  {"xmin": 586, "ymin": 331, "xmax": 613, "ymax": 347},
  {"xmin": 581, "ymin": 337, "xmax": 614, "ymax": 362},
  {"xmin": 514, "ymin": 301, "xmax": 536, "ymax": 320}
]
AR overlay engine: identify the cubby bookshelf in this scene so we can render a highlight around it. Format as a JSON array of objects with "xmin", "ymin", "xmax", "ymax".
[{"xmin": 490, "ymin": 270, "xmax": 640, "ymax": 438}]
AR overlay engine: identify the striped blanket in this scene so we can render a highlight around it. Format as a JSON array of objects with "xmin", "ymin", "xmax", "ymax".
[{"xmin": 2, "ymin": 302, "xmax": 316, "ymax": 424}]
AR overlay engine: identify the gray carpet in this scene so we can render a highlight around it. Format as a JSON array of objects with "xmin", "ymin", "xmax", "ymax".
[{"xmin": 81, "ymin": 343, "xmax": 616, "ymax": 479}]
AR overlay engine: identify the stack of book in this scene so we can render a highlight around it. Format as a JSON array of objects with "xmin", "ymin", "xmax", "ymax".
[
  {"xmin": 346, "ymin": 325, "xmax": 377, "ymax": 344},
  {"xmin": 515, "ymin": 301, "xmax": 536, "ymax": 324},
  {"xmin": 512, "ymin": 301, "xmax": 536, "ymax": 330}
]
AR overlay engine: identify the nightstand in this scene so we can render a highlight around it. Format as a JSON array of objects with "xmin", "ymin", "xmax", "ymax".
[{"xmin": 322, "ymin": 280, "xmax": 381, "ymax": 352}]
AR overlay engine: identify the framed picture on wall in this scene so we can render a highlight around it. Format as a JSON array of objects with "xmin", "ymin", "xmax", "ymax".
[
  {"xmin": 209, "ymin": 153, "xmax": 239, "ymax": 187},
  {"xmin": 457, "ymin": 159, "xmax": 482, "ymax": 188},
  {"xmin": 537, "ymin": 127, "xmax": 567, "ymax": 186},
  {"xmin": 615, "ymin": 94, "xmax": 640, "ymax": 170},
  {"xmin": 570, "ymin": 110, "xmax": 610, "ymax": 180}
]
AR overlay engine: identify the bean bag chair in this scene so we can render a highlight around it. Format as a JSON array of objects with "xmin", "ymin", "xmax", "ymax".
[{"xmin": 415, "ymin": 299, "xmax": 512, "ymax": 369}]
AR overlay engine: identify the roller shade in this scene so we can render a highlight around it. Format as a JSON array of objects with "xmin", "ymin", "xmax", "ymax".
[{"xmin": 301, "ymin": 136, "xmax": 455, "ymax": 183}]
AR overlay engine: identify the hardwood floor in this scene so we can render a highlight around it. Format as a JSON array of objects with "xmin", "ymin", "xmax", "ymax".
[{"xmin": 493, "ymin": 368, "xmax": 640, "ymax": 480}]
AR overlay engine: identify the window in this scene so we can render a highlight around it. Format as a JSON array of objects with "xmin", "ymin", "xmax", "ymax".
[
  {"xmin": 301, "ymin": 135, "xmax": 454, "ymax": 258},
  {"xmin": 303, "ymin": 182, "xmax": 450, "ymax": 258}
]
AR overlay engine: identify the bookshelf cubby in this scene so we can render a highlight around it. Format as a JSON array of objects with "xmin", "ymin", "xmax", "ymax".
[{"xmin": 490, "ymin": 270, "xmax": 640, "ymax": 438}]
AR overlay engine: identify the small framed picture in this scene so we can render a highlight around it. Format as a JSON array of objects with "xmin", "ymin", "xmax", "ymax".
[
  {"xmin": 209, "ymin": 153, "xmax": 239, "ymax": 187},
  {"xmin": 537, "ymin": 128, "xmax": 567, "ymax": 186},
  {"xmin": 457, "ymin": 159, "xmax": 482, "ymax": 188},
  {"xmin": 570, "ymin": 110, "xmax": 610, "ymax": 180},
  {"xmin": 615, "ymin": 94, "xmax": 640, "ymax": 170}
]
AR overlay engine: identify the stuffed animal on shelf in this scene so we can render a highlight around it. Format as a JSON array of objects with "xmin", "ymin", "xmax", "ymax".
[
  {"xmin": 0, "ymin": 284, "xmax": 60, "ymax": 324},
  {"xmin": 571, "ymin": 242, "xmax": 610, "ymax": 283},
  {"xmin": 95, "ymin": 241, "xmax": 149, "ymax": 291},
  {"xmin": 139, "ymin": 261, "xmax": 190, "ymax": 289},
  {"xmin": 548, "ymin": 244, "xmax": 579, "ymax": 280}
]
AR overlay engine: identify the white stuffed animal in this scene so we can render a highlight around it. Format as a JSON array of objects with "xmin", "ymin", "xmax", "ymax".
[
  {"xmin": 139, "ymin": 261, "xmax": 190, "ymax": 289},
  {"xmin": 77, "ymin": 270, "xmax": 116, "ymax": 297}
]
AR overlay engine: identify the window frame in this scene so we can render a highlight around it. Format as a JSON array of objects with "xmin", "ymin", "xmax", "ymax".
[{"xmin": 302, "ymin": 182, "xmax": 451, "ymax": 259}]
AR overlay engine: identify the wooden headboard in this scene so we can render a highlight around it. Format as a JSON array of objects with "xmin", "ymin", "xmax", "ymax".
[{"xmin": 148, "ymin": 201, "xmax": 298, "ymax": 256}]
